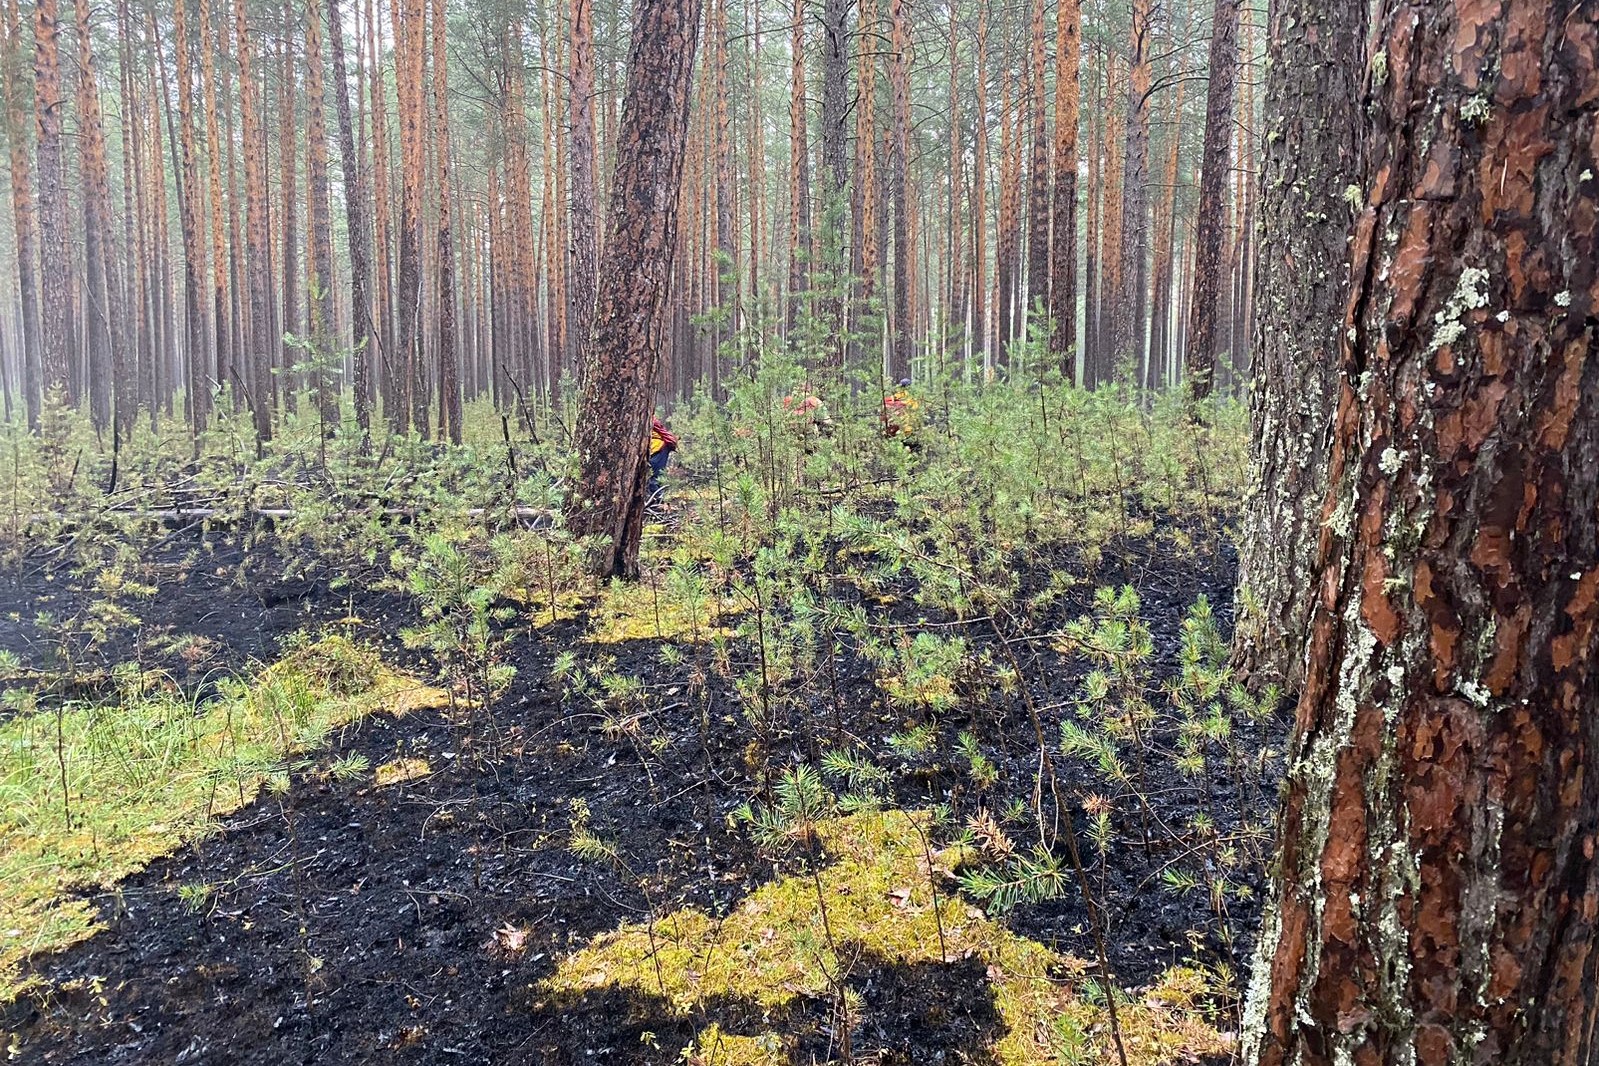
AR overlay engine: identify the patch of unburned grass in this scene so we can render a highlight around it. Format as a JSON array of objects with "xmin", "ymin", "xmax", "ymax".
[
  {"xmin": 0, "ymin": 635, "xmax": 447, "ymax": 1000},
  {"xmin": 580, "ymin": 577, "xmax": 744, "ymax": 645},
  {"xmin": 542, "ymin": 810, "xmax": 1230, "ymax": 1064}
]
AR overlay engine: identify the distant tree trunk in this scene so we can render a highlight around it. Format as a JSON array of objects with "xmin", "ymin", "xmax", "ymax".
[
  {"xmin": 33, "ymin": 0, "xmax": 68, "ymax": 399},
  {"xmin": 224, "ymin": 49, "xmax": 245, "ymax": 396},
  {"xmin": 568, "ymin": 0, "xmax": 597, "ymax": 391},
  {"xmin": 1024, "ymin": 0, "xmax": 1050, "ymax": 332},
  {"xmin": 1116, "ymin": 0, "xmax": 1152, "ymax": 379},
  {"xmin": 235, "ymin": 0, "xmax": 273, "ymax": 440},
  {"xmin": 787, "ymin": 0, "xmax": 812, "ymax": 332},
  {"xmin": 1229, "ymin": 0, "xmax": 1364, "ymax": 692},
  {"xmin": 278, "ymin": 8, "xmax": 300, "ymax": 405},
  {"xmin": 819, "ymin": 0, "xmax": 848, "ymax": 199},
  {"xmin": 885, "ymin": 0, "xmax": 911, "ymax": 379},
  {"xmin": 852, "ymin": 0, "xmax": 879, "ymax": 354},
  {"xmin": 393, "ymin": 0, "xmax": 425, "ymax": 433},
  {"xmin": 1243, "ymin": 1, "xmax": 1599, "ymax": 1061},
  {"xmin": 304, "ymin": 0, "xmax": 338, "ymax": 427},
  {"xmin": 326, "ymin": 0, "xmax": 373, "ymax": 429},
  {"xmin": 1183, "ymin": 0, "xmax": 1237, "ymax": 400},
  {"xmin": 2, "ymin": 0, "xmax": 42, "ymax": 426},
  {"xmin": 428, "ymin": 0, "xmax": 459, "ymax": 441},
  {"xmin": 1096, "ymin": 53, "xmax": 1122, "ymax": 383},
  {"xmin": 1082, "ymin": 56, "xmax": 1100, "ymax": 385},
  {"xmin": 944, "ymin": 2, "xmax": 964, "ymax": 356},
  {"xmin": 996, "ymin": 68, "xmax": 1017, "ymax": 367},
  {"xmin": 711, "ymin": 0, "xmax": 736, "ymax": 349},
  {"xmin": 368, "ymin": 0, "xmax": 396, "ymax": 418},
  {"xmin": 200, "ymin": 0, "xmax": 230, "ymax": 406},
  {"xmin": 564, "ymin": 0, "xmax": 703, "ymax": 579},
  {"xmin": 172, "ymin": 0, "xmax": 209, "ymax": 432},
  {"xmin": 970, "ymin": 6, "xmax": 988, "ymax": 373},
  {"xmin": 745, "ymin": 0, "xmax": 765, "ymax": 307},
  {"xmin": 1227, "ymin": 6, "xmax": 1256, "ymax": 389},
  {"xmin": 1146, "ymin": 1, "xmax": 1187, "ymax": 393},
  {"xmin": 73, "ymin": 0, "xmax": 120, "ymax": 433},
  {"xmin": 1047, "ymin": 0, "xmax": 1079, "ymax": 377}
]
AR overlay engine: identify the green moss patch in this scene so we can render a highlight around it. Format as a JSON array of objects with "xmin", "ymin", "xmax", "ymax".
[
  {"xmin": 541, "ymin": 810, "xmax": 1230, "ymax": 1064},
  {"xmin": 0, "ymin": 636, "xmax": 448, "ymax": 1000}
]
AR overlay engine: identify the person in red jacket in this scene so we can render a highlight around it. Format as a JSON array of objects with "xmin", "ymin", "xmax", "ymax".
[{"xmin": 647, "ymin": 416, "xmax": 678, "ymax": 500}]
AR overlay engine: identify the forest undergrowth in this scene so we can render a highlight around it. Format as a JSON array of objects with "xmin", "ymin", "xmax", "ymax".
[{"xmin": 0, "ymin": 361, "xmax": 1279, "ymax": 1064}]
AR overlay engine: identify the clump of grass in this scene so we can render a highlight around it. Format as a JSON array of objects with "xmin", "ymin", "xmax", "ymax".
[{"xmin": 0, "ymin": 635, "xmax": 447, "ymax": 1000}]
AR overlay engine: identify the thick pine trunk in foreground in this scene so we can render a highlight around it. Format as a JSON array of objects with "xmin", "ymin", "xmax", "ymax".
[
  {"xmin": 1231, "ymin": 0, "xmax": 1365, "ymax": 692},
  {"xmin": 1184, "ymin": 0, "xmax": 1238, "ymax": 399},
  {"xmin": 564, "ymin": 0, "xmax": 702, "ymax": 579},
  {"xmin": 1244, "ymin": 1, "xmax": 1599, "ymax": 1062}
]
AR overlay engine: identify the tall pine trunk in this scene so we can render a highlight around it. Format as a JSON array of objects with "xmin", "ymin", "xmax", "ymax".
[
  {"xmin": 1116, "ymin": 0, "xmax": 1152, "ymax": 381},
  {"xmin": 1183, "ymin": 0, "xmax": 1238, "ymax": 400},
  {"xmin": 305, "ymin": 0, "xmax": 337, "ymax": 426},
  {"xmin": 236, "ymin": 0, "xmax": 274, "ymax": 440},
  {"xmin": 787, "ymin": 0, "xmax": 811, "ymax": 332},
  {"xmin": 173, "ymin": 0, "xmax": 209, "ymax": 432},
  {"xmin": 1023, "ymin": 0, "xmax": 1049, "ymax": 332},
  {"xmin": 429, "ymin": 0, "xmax": 459, "ymax": 440},
  {"xmin": 326, "ymin": 0, "xmax": 374, "ymax": 429},
  {"xmin": 568, "ymin": 0, "xmax": 597, "ymax": 392},
  {"xmin": 1046, "ymin": 0, "xmax": 1079, "ymax": 378},
  {"xmin": 73, "ymin": 0, "xmax": 120, "ymax": 433},
  {"xmin": 564, "ymin": 0, "xmax": 703, "ymax": 579},
  {"xmin": 393, "ymin": 0, "xmax": 425, "ymax": 433},
  {"xmin": 1245, "ymin": 1, "xmax": 1599, "ymax": 1061},
  {"xmin": 885, "ymin": 0, "xmax": 911, "ymax": 379},
  {"xmin": 970, "ymin": 7, "xmax": 988, "ymax": 374},
  {"xmin": 1230, "ymin": 0, "xmax": 1364, "ymax": 691},
  {"xmin": 2, "ymin": 0, "xmax": 42, "ymax": 425},
  {"xmin": 34, "ymin": 0, "xmax": 68, "ymax": 398},
  {"xmin": 200, "ymin": 0, "xmax": 230, "ymax": 405}
]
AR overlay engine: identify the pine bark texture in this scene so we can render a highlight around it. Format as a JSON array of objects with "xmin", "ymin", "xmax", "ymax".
[
  {"xmin": 1244, "ymin": 2, "xmax": 1599, "ymax": 1064},
  {"xmin": 1184, "ymin": 0, "xmax": 1239, "ymax": 398},
  {"xmin": 1231, "ymin": 0, "xmax": 1366, "ymax": 692},
  {"xmin": 564, "ymin": 0, "xmax": 702, "ymax": 579}
]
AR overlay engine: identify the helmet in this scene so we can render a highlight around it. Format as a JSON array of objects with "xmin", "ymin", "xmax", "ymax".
[{"xmin": 898, "ymin": 378, "xmax": 912, "ymax": 388}]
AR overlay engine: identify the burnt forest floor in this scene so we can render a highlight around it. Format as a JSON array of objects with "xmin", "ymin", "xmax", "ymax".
[{"xmin": 0, "ymin": 504, "xmax": 1285, "ymax": 1066}]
